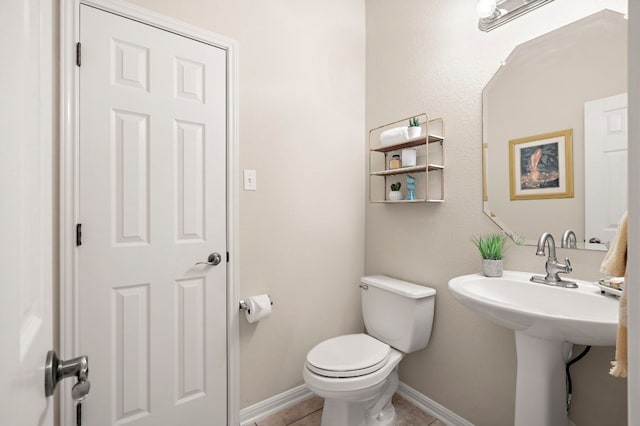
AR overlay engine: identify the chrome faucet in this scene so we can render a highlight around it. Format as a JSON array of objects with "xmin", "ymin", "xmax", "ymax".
[
  {"xmin": 530, "ymin": 232, "xmax": 578, "ymax": 288},
  {"xmin": 561, "ymin": 229, "xmax": 577, "ymax": 249}
]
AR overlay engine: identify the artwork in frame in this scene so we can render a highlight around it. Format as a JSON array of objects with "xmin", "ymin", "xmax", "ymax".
[{"xmin": 509, "ymin": 129, "xmax": 574, "ymax": 200}]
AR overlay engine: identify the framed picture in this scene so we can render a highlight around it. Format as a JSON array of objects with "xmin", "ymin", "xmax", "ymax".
[{"xmin": 509, "ymin": 129, "xmax": 574, "ymax": 200}]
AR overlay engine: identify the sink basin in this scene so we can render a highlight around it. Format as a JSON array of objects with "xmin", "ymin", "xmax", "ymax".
[
  {"xmin": 448, "ymin": 270, "xmax": 619, "ymax": 345},
  {"xmin": 449, "ymin": 271, "xmax": 619, "ymax": 426}
]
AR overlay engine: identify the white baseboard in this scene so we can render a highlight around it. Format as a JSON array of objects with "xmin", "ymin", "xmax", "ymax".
[
  {"xmin": 238, "ymin": 381, "xmax": 473, "ymax": 426},
  {"xmin": 397, "ymin": 382, "xmax": 474, "ymax": 426},
  {"xmin": 239, "ymin": 384, "xmax": 314, "ymax": 426}
]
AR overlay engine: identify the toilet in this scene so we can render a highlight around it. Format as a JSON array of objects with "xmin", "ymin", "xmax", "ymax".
[{"xmin": 303, "ymin": 275, "xmax": 436, "ymax": 426}]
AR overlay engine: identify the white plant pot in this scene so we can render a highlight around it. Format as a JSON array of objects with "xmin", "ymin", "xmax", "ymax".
[
  {"xmin": 407, "ymin": 126, "xmax": 421, "ymax": 139},
  {"xmin": 482, "ymin": 259, "xmax": 503, "ymax": 277},
  {"xmin": 388, "ymin": 191, "xmax": 402, "ymax": 201}
]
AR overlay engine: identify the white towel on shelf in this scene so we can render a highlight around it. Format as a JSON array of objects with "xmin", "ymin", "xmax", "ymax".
[{"xmin": 380, "ymin": 127, "xmax": 408, "ymax": 146}]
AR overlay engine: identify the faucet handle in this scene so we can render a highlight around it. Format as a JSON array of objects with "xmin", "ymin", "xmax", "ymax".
[{"xmin": 564, "ymin": 257, "xmax": 572, "ymax": 272}]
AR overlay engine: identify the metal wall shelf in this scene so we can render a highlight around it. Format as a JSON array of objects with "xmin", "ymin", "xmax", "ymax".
[{"xmin": 368, "ymin": 114, "xmax": 445, "ymax": 203}]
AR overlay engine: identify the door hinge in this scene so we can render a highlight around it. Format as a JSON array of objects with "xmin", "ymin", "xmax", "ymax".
[
  {"xmin": 76, "ymin": 223, "xmax": 82, "ymax": 246},
  {"xmin": 76, "ymin": 42, "xmax": 81, "ymax": 67},
  {"xmin": 226, "ymin": 251, "xmax": 229, "ymax": 263}
]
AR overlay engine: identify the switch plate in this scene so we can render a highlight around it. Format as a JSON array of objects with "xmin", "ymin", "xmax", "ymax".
[{"xmin": 244, "ymin": 169, "xmax": 257, "ymax": 191}]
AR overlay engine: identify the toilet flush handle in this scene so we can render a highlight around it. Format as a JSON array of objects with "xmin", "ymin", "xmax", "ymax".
[{"xmin": 359, "ymin": 284, "xmax": 369, "ymax": 290}]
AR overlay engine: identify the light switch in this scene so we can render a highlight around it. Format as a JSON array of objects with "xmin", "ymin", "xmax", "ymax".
[{"xmin": 244, "ymin": 169, "xmax": 257, "ymax": 191}]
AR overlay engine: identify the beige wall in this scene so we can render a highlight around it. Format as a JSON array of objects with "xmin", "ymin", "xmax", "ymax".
[
  {"xmin": 123, "ymin": 0, "xmax": 366, "ymax": 408},
  {"xmin": 366, "ymin": 1, "xmax": 627, "ymax": 425}
]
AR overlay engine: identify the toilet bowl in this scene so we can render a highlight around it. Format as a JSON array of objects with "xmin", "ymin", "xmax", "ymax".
[
  {"xmin": 304, "ymin": 334, "xmax": 403, "ymax": 426},
  {"xmin": 303, "ymin": 276, "xmax": 436, "ymax": 426}
]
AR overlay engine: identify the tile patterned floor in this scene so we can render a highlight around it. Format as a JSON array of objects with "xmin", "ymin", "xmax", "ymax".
[{"xmin": 253, "ymin": 393, "xmax": 444, "ymax": 426}]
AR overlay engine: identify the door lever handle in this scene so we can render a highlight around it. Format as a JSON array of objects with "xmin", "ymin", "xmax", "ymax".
[
  {"xmin": 195, "ymin": 252, "xmax": 222, "ymax": 266},
  {"xmin": 44, "ymin": 350, "xmax": 91, "ymax": 401}
]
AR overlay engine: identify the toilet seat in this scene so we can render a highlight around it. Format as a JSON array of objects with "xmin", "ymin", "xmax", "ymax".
[{"xmin": 305, "ymin": 334, "xmax": 390, "ymax": 378}]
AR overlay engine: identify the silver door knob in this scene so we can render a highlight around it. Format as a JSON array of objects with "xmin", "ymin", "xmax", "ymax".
[
  {"xmin": 195, "ymin": 252, "xmax": 222, "ymax": 266},
  {"xmin": 44, "ymin": 350, "xmax": 90, "ymax": 400}
]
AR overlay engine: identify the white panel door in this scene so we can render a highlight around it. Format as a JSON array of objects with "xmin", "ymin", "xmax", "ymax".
[
  {"xmin": 0, "ymin": 0, "xmax": 54, "ymax": 425},
  {"xmin": 78, "ymin": 6, "xmax": 227, "ymax": 425},
  {"xmin": 584, "ymin": 93, "xmax": 628, "ymax": 251}
]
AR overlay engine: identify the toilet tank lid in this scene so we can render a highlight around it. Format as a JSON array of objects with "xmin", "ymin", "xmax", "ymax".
[{"xmin": 360, "ymin": 275, "xmax": 436, "ymax": 299}]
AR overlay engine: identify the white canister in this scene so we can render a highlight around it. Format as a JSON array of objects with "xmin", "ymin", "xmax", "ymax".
[{"xmin": 401, "ymin": 149, "xmax": 417, "ymax": 167}]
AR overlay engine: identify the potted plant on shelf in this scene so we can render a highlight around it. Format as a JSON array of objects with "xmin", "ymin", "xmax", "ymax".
[
  {"xmin": 388, "ymin": 182, "xmax": 402, "ymax": 201},
  {"xmin": 472, "ymin": 233, "xmax": 507, "ymax": 277},
  {"xmin": 407, "ymin": 117, "xmax": 421, "ymax": 139}
]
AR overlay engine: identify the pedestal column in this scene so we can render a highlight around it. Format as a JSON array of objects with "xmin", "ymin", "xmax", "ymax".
[{"xmin": 514, "ymin": 332, "xmax": 572, "ymax": 426}]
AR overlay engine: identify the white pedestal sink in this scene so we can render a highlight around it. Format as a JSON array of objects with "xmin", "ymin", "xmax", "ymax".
[{"xmin": 448, "ymin": 271, "xmax": 619, "ymax": 426}]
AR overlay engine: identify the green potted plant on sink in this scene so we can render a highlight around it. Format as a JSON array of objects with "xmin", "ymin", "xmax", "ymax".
[
  {"xmin": 472, "ymin": 233, "xmax": 507, "ymax": 277},
  {"xmin": 407, "ymin": 116, "xmax": 421, "ymax": 139}
]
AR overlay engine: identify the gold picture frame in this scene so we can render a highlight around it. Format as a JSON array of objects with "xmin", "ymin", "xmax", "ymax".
[{"xmin": 509, "ymin": 129, "xmax": 574, "ymax": 201}]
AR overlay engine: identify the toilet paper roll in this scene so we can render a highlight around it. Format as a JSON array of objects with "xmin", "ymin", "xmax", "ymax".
[{"xmin": 245, "ymin": 294, "xmax": 272, "ymax": 323}]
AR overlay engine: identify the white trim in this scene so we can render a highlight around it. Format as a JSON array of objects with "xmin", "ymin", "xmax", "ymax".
[
  {"xmin": 59, "ymin": 2, "xmax": 81, "ymax": 424},
  {"xmin": 397, "ymin": 382, "xmax": 475, "ymax": 426},
  {"xmin": 238, "ymin": 382, "xmax": 473, "ymax": 426},
  {"xmin": 628, "ymin": 2, "xmax": 639, "ymax": 424},
  {"xmin": 59, "ymin": 1, "xmax": 240, "ymax": 425},
  {"xmin": 239, "ymin": 384, "xmax": 315, "ymax": 426},
  {"xmin": 226, "ymin": 17, "xmax": 241, "ymax": 426}
]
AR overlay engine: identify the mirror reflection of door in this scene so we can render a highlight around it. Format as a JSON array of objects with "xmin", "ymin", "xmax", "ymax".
[{"xmin": 584, "ymin": 93, "xmax": 628, "ymax": 251}]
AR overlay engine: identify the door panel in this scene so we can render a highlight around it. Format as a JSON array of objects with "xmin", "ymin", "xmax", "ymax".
[
  {"xmin": 0, "ymin": 0, "xmax": 53, "ymax": 425},
  {"xmin": 79, "ymin": 6, "xmax": 227, "ymax": 425}
]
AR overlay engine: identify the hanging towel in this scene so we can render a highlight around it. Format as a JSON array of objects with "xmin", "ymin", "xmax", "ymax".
[{"xmin": 600, "ymin": 211, "xmax": 628, "ymax": 378}]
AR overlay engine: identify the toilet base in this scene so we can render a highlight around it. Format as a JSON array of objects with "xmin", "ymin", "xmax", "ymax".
[
  {"xmin": 321, "ymin": 399, "xmax": 396, "ymax": 426},
  {"xmin": 319, "ymin": 369, "xmax": 399, "ymax": 426}
]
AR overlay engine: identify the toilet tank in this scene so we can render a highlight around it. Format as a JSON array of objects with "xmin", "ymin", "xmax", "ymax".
[{"xmin": 360, "ymin": 275, "xmax": 436, "ymax": 353}]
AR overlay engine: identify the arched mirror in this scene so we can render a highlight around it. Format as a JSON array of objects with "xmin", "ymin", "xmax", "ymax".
[{"xmin": 482, "ymin": 9, "xmax": 628, "ymax": 250}]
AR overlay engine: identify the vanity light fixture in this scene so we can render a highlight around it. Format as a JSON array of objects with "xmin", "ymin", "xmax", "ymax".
[{"xmin": 477, "ymin": 0, "xmax": 555, "ymax": 32}]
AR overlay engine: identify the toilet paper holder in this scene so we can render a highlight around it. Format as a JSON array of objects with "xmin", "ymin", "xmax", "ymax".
[{"xmin": 239, "ymin": 296, "xmax": 274, "ymax": 314}]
